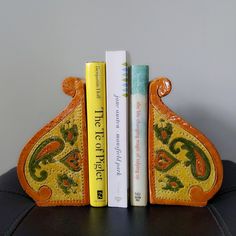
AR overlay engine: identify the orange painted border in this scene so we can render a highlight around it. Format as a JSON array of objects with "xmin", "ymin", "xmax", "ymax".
[
  {"xmin": 17, "ymin": 77, "xmax": 90, "ymax": 206},
  {"xmin": 148, "ymin": 78, "xmax": 223, "ymax": 207}
]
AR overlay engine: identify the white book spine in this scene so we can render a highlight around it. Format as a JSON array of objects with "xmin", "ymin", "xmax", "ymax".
[
  {"xmin": 106, "ymin": 51, "xmax": 128, "ymax": 208},
  {"xmin": 130, "ymin": 65, "xmax": 148, "ymax": 206}
]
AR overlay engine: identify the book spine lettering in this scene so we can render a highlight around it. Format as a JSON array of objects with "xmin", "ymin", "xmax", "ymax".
[
  {"xmin": 106, "ymin": 51, "xmax": 129, "ymax": 208},
  {"xmin": 86, "ymin": 62, "xmax": 107, "ymax": 207},
  {"xmin": 130, "ymin": 65, "xmax": 149, "ymax": 206}
]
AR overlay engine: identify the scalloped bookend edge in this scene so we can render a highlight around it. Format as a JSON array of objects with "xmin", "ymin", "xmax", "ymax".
[
  {"xmin": 148, "ymin": 77, "xmax": 223, "ymax": 207},
  {"xmin": 17, "ymin": 77, "xmax": 89, "ymax": 206}
]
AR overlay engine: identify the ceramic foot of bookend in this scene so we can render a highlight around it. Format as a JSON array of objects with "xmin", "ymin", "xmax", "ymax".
[
  {"xmin": 17, "ymin": 77, "xmax": 89, "ymax": 206},
  {"xmin": 148, "ymin": 78, "xmax": 223, "ymax": 207}
]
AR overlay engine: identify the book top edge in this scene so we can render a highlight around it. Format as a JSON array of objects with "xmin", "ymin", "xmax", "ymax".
[
  {"xmin": 86, "ymin": 61, "xmax": 105, "ymax": 64},
  {"xmin": 105, "ymin": 50, "xmax": 126, "ymax": 54},
  {"xmin": 131, "ymin": 65, "xmax": 149, "ymax": 68}
]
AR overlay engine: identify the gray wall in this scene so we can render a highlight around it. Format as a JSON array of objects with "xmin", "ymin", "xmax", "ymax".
[{"xmin": 0, "ymin": 0, "xmax": 236, "ymax": 174}]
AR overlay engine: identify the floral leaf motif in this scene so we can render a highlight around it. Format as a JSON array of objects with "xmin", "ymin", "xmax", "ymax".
[
  {"xmin": 60, "ymin": 123, "xmax": 78, "ymax": 145},
  {"xmin": 154, "ymin": 122, "xmax": 173, "ymax": 145},
  {"xmin": 60, "ymin": 149, "xmax": 82, "ymax": 172},
  {"xmin": 155, "ymin": 149, "xmax": 179, "ymax": 172},
  {"xmin": 57, "ymin": 174, "xmax": 78, "ymax": 194},
  {"xmin": 162, "ymin": 175, "xmax": 184, "ymax": 192},
  {"xmin": 29, "ymin": 137, "xmax": 65, "ymax": 182},
  {"xmin": 169, "ymin": 137, "xmax": 211, "ymax": 181}
]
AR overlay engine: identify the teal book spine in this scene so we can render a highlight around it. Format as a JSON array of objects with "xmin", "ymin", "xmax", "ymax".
[{"xmin": 130, "ymin": 65, "xmax": 149, "ymax": 206}]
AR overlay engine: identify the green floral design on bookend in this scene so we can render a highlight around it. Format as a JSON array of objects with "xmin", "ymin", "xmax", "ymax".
[
  {"xmin": 60, "ymin": 123, "xmax": 78, "ymax": 146},
  {"xmin": 29, "ymin": 137, "xmax": 65, "ymax": 182},
  {"xmin": 57, "ymin": 174, "xmax": 78, "ymax": 194},
  {"xmin": 154, "ymin": 121, "xmax": 173, "ymax": 145},
  {"xmin": 155, "ymin": 150, "xmax": 179, "ymax": 172},
  {"xmin": 60, "ymin": 149, "xmax": 82, "ymax": 172},
  {"xmin": 161, "ymin": 175, "xmax": 184, "ymax": 192},
  {"xmin": 169, "ymin": 137, "xmax": 211, "ymax": 181}
]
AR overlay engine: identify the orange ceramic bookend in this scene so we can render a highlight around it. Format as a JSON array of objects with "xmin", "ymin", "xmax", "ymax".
[
  {"xmin": 17, "ymin": 77, "xmax": 89, "ymax": 206},
  {"xmin": 148, "ymin": 78, "xmax": 223, "ymax": 207}
]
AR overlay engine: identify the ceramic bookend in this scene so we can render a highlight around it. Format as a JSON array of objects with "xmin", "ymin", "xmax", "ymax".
[
  {"xmin": 148, "ymin": 77, "xmax": 223, "ymax": 207},
  {"xmin": 17, "ymin": 77, "xmax": 89, "ymax": 206}
]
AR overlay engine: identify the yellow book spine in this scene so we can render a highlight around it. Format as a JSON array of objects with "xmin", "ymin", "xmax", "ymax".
[{"xmin": 85, "ymin": 62, "xmax": 107, "ymax": 207}]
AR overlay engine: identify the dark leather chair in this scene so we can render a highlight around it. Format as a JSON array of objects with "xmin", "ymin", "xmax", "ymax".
[{"xmin": 0, "ymin": 160, "xmax": 235, "ymax": 236}]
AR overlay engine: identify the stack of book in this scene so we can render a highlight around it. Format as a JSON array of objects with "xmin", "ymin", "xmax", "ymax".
[{"xmin": 86, "ymin": 51, "xmax": 149, "ymax": 208}]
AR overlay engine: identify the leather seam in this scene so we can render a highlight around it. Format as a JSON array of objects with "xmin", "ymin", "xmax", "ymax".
[
  {"xmin": 217, "ymin": 187, "xmax": 236, "ymax": 197},
  {"xmin": 11, "ymin": 205, "xmax": 36, "ymax": 235},
  {"xmin": 207, "ymin": 205, "xmax": 226, "ymax": 236},
  {"xmin": 0, "ymin": 190, "xmax": 31, "ymax": 200},
  {"xmin": 3, "ymin": 204, "xmax": 35, "ymax": 236},
  {"xmin": 207, "ymin": 204, "xmax": 232, "ymax": 236}
]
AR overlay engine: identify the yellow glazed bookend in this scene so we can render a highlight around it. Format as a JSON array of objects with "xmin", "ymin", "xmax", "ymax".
[
  {"xmin": 17, "ymin": 77, "xmax": 89, "ymax": 206},
  {"xmin": 148, "ymin": 77, "xmax": 223, "ymax": 207}
]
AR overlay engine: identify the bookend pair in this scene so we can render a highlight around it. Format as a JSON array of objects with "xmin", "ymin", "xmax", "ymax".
[{"xmin": 17, "ymin": 77, "xmax": 223, "ymax": 207}]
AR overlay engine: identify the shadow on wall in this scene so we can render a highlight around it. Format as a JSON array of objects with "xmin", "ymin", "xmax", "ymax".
[{"xmin": 173, "ymin": 105, "xmax": 236, "ymax": 162}]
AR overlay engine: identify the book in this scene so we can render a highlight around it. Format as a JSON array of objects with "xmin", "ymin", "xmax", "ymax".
[
  {"xmin": 85, "ymin": 62, "xmax": 107, "ymax": 207},
  {"xmin": 106, "ymin": 51, "xmax": 129, "ymax": 208},
  {"xmin": 130, "ymin": 65, "xmax": 149, "ymax": 206}
]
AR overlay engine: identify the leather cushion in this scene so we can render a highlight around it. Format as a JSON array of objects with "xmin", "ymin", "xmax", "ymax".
[{"xmin": 0, "ymin": 160, "xmax": 235, "ymax": 236}]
